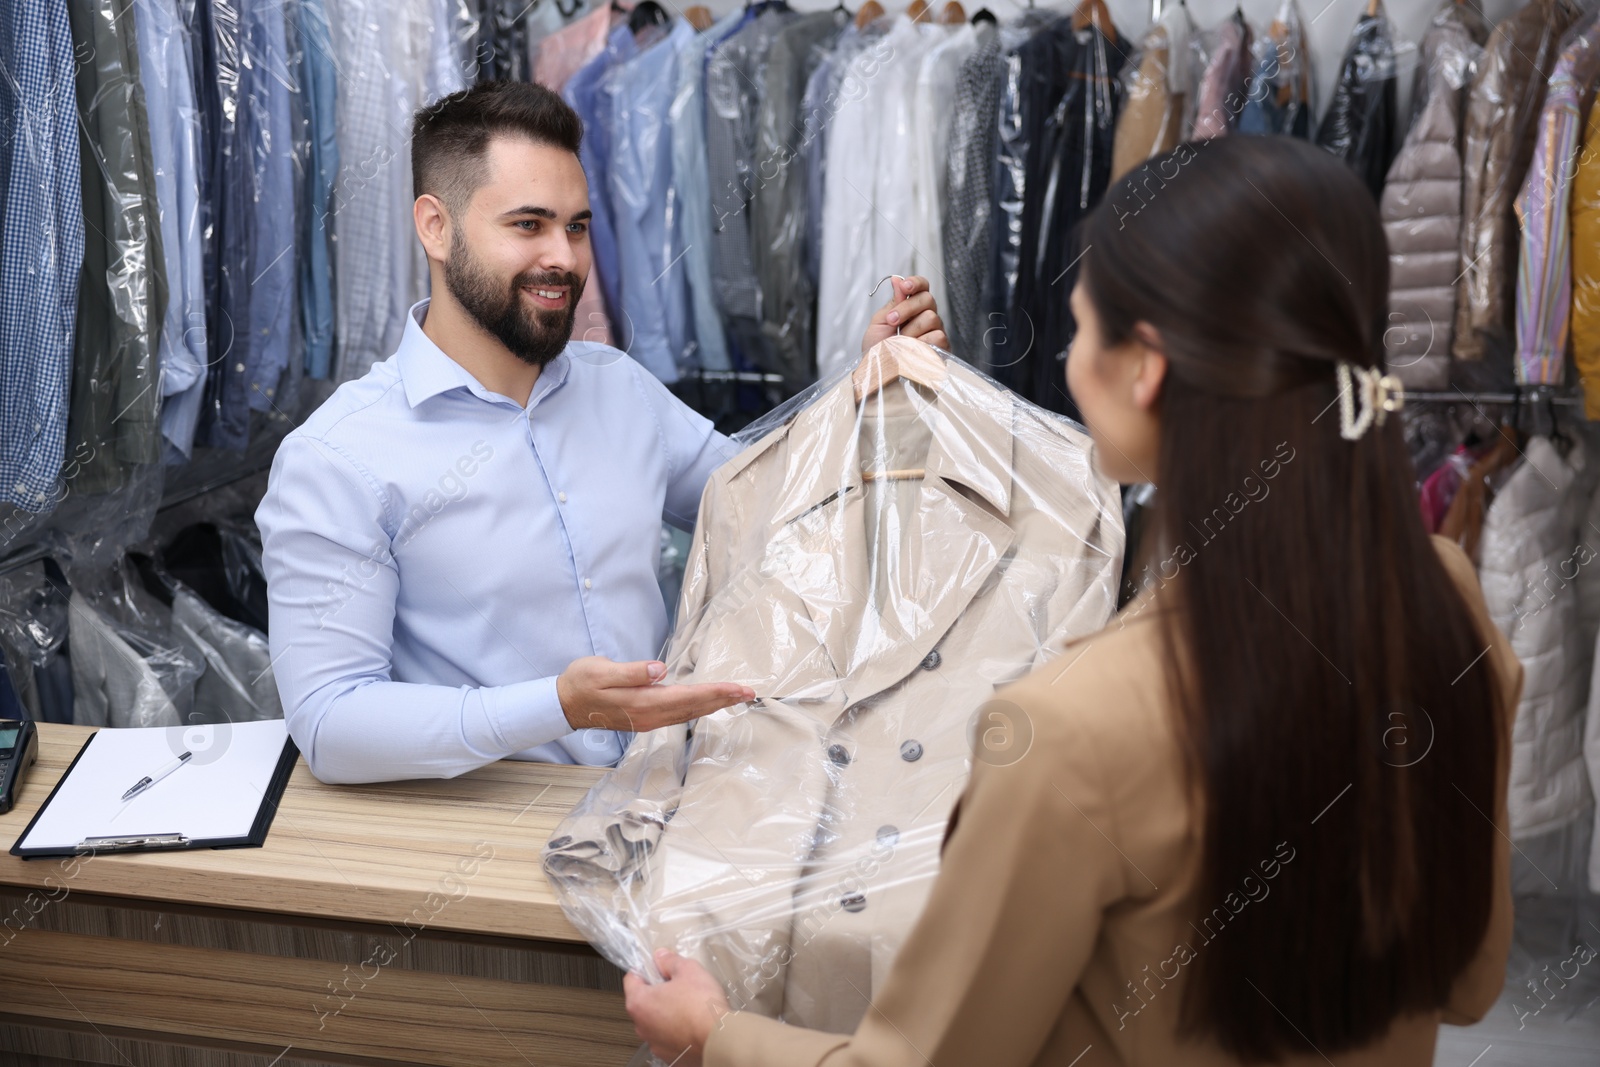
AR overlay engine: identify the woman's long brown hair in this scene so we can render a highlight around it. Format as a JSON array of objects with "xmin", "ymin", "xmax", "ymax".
[{"xmin": 1080, "ymin": 136, "xmax": 1503, "ymax": 1060}]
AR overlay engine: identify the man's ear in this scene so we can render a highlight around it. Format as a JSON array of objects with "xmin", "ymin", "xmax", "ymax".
[
  {"xmin": 1130, "ymin": 323, "xmax": 1167, "ymax": 412},
  {"xmin": 414, "ymin": 193, "xmax": 452, "ymax": 264}
]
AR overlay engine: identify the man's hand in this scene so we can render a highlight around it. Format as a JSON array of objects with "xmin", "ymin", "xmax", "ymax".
[
  {"xmin": 623, "ymin": 949, "xmax": 731, "ymax": 1067},
  {"xmin": 556, "ymin": 657, "xmax": 755, "ymax": 733},
  {"xmin": 861, "ymin": 274, "xmax": 949, "ymax": 355}
]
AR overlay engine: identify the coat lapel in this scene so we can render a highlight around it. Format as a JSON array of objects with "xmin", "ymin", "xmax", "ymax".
[{"xmin": 770, "ymin": 360, "xmax": 1019, "ymax": 721}]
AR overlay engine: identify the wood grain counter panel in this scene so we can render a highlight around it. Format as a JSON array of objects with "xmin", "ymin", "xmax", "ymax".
[
  {"xmin": 0, "ymin": 725, "xmax": 604, "ymax": 942},
  {"xmin": 2, "ymin": 926, "xmax": 638, "ymax": 1067}
]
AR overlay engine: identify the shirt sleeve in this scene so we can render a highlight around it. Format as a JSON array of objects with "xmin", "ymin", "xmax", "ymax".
[
  {"xmin": 256, "ymin": 434, "xmax": 576, "ymax": 784},
  {"xmin": 632, "ymin": 364, "xmax": 740, "ymax": 531},
  {"xmin": 704, "ymin": 689, "xmax": 1127, "ymax": 1067}
]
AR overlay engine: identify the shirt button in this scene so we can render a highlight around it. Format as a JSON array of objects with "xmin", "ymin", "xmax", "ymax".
[
  {"xmin": 584, "ymin": 578, "xmax": 592, "ymax": 589},
  {"xmin": 840, "ymin": 892, "xmax": 866, "ymax": 913},
  {"xmin": 900, "ymin": 739, "xmax": 924, "ymax": 762},
  {"xmin": 920, "ymin": 649, "xmax": 941, "ymax": 670},
  {"xmin": 234, "ymin": 363, "xmax": 245, "ymax": 372},
  {"xmin": 876, "ymin": 824, "xmax": 899, "ymax": 847},
  {"xmin": 827, "ymin": 743, "xmax": 850, "ymax": 766},
  {"xmin": 558, "ymin": 492, "xmax": 567, "ymax": 503}
]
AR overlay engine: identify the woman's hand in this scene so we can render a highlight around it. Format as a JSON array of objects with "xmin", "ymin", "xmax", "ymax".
[
  {"xmin": 860, "ymin": 275, "xmax": 949, "ymax": 354},
  {"xmin": 623, "ymin": 949, "xmax": 732, "ymax": 1067}
]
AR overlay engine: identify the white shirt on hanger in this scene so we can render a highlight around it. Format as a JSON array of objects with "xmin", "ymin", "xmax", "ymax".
[{"xmin": 815, "ymin": 16, "xmax": 945, "ymax": 382}]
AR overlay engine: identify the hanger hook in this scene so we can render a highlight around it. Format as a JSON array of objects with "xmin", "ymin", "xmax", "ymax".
[{"xmin": 869, "ymin": 275, "xmax": 901, "ymax": 299}]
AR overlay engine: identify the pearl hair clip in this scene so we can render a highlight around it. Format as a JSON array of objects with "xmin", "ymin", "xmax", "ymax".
[{"xmin": 1336, "ymin": 361, "xmax": 1405, "ymax": 441}]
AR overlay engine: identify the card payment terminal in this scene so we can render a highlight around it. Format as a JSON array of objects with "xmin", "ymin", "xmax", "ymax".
[{"xmin": 0, "ymin": 719, "xmax": 38, "ymax": 815}]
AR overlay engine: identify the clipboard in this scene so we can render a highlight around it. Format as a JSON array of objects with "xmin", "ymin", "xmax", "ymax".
[{"xmin": 10, "ymin": 719, "xmax": 298, "ymax": 858}]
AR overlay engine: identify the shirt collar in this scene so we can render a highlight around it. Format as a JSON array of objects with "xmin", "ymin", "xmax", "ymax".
[{"xmin": 396, "ymin": 298, "xmax": 571, "ymax": 411}]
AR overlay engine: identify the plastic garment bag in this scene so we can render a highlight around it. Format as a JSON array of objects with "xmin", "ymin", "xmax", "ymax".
[
  {"xmin": 1378, "ymin": 0, "xmax": 1488, "ymax": 390},
  {"xmin": 65, "ymin": 0, "xmax": 165, "ymax": 494},
  {"xmin": 814, "ymin": 17, "xmax": 944, "ymax": 382},
  {"xmin": 942, "ymin": 23, "xmax": 1005, "ymax": 368},
  {"xmin": 1574, "ymin": 75, "xmax": 1600, "ymax": 418},
  {"xmin": 602, "ymin": 18, "xmax": 695, "ymax": 383},
  {"xmin": 751, "ymin": 9, "xmax": 851, "ymax": 390},
  {"xmin": 67, "ymin": 560, "xmax": 204, "ymax": 729},
  {"xmin": 1452, "ymin": 0, "xmax": 1585, "ymax": 382},
  {"xmin": 988, "ymin": 14, "xmax": 1129, "ymax": 417},
  {"xmin": 1236, "ymin": 0, "xmax": 1312, "ymax": 139},
  {"xmin": 544, "ymin": 337, "xmax": 1124, "ymax": 1040},
  {"xmin": 171, "ymin": 587, "xmax": 282, "ymax": 723},
  {"xmin": 325, "ymin": 0, "xmax": 469, "ymax": 386},
  {"xmin": 1190, "ymin": 9, "xmax": 1251, "ymax": 140},
  {"xmin": 132, "ymin": 0, "xmax": 210, "ymax": 461},
  {"xmin": 0, "ymin": 0, "xmax": 83, "ymax": 513},
  {"xmin": 1315, "ymin": 0, "xmax": 1398, "ymax": 198},
  {"xmin": 1111, "ymin": 0, "xmax": 1193, "ymax": 181},
  {"xmin": 0, "ymin": 564, "xmax": 71, "ymax": 722},
  {"xmin": 1512, "ymin": 9, "xmax": 1600, "ymax": 387}
]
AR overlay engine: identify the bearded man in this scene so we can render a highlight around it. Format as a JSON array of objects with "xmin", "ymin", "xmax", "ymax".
[{"xmin": 256, "ymin": 80, "xmax": 945, "ymax": 784}]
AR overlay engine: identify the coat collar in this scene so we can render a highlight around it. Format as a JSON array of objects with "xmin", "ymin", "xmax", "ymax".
[
  {"xmin": 719, "ymin": 357, "xmax": 1023, "ymax": 717},
  {"xmin": 722, "ymin": 357, "xmax": 1017, "ymax": 525}
]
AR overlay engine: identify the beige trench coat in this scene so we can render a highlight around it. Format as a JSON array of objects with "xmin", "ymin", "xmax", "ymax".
[
  {"xmin": 544, "ymin": 349, "xmax": 1123, "ymax": 1033},
  {"xmin": 707, "ymin": 536, "xmax": 1520, "ymax": 1067}
]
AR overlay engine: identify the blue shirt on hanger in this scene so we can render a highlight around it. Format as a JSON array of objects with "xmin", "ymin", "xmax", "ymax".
[
  {"xmin": 295, "ymin": 0, "xmax": 339, "ymax": 381},
  {"xmin": 0, "ymin": 1, "xmax": 83, "ymax": 511},
  {"xmin": 603, "ymin": 18, "xmax": 696, "ymax": 383},
  {"xmin": 255, "ymin": 300, "xmax": 738, "ymax": 784},
  {"xmin": 243, "ymin": 0, "xmax": 298, "ymax": 415}
]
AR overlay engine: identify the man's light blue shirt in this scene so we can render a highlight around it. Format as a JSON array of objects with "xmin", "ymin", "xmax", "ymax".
[{"xmin": 256, "ymin": 299, "xmax": 738, "ymax": 784}]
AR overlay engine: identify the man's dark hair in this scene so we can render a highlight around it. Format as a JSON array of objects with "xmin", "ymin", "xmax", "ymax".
[{"xmin": 411, "ymin": 80, "xmax": 584, "ymax": 214}]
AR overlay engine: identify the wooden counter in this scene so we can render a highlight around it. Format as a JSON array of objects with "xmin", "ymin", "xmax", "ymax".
[{"xmin": 0, "ymin": 724, "xmax": 639, "ymax": 1067}]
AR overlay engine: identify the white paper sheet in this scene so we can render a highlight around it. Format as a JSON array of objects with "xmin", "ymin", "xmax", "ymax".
[{"xmin": 16, "ymin": 719, "xmax": 291, "ymax": 852}]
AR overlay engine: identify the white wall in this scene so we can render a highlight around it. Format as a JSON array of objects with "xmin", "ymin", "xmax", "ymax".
[{"xmin": 690, "ymin": 0, "xmax": 1532, "ymax": 128}]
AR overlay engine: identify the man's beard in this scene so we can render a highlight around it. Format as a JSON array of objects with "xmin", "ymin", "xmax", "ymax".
[{"xmin": 443, "ymin": 237, "xmax": 582, "ymax": 367}]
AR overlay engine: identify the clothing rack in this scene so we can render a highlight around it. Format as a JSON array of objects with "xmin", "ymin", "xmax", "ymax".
[
  {"xmin": 684, "ymin": 369, "xmax": 786, "ymax": 385},
  {"xmin": 1404, "ymin": 389, "xmax": 1586, "ymax": 408}
]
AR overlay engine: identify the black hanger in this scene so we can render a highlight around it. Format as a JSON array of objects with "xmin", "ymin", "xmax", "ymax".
[
  {"xmin": 972, "ymin": 6, "xmax": 997, "ymax": 24},
  {"xmin": 628, "ymin": 0, "xmax": 668, "ymax": 31}
]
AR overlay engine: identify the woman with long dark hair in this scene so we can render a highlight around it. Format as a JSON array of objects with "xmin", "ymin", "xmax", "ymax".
[{"xmin": 623, "ymin": 135, "xmax": 1519, "ymax": 1067}]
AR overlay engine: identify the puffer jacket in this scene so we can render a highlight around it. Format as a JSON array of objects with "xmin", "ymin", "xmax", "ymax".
[
  {"xmin": 1574, "ymin": 84, "xmax": 1600, "ymax": 419},
  {"xmin": 1453, "ymin": 0, "xmax": 1584, "ymax": 384},
  {"xmin": 1378, "ymin": 1, "xmax": 1487, "ymax": 389},
  {"xmin": 1479, "ymin": 435, "xmax": 1598, "ymax": 840}
]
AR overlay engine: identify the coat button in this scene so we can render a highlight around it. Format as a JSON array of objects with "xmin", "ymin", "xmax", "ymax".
[
  {"xmin": 900, "ymin": 739, "xmax": 923, "ymax": 762},
  {"xmin": 840, "ymin": 892, "xmax": 866, "ymax": 913},
  {"xmin": 876, "ymin": 825, "xmax": 899, "ymax": 847},
  {"xmin": 920, "ymin": 649, "xmax": 941, "ymax": 670},
  {"xmin": 828, "ymin": 743, "xmax": 851, "ymax": 766}
]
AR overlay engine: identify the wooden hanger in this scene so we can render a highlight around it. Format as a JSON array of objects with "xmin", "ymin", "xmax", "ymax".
[
  {"xmin": 855, "ymin": 332, "xmax": 947, "ymax": 483},
  {"xmin": 938, "ymin": 0, "xmax": 966, "ymax": 23},
  {"xmin": 1072, "ymin": 0, "xmax": 1111, "ymax": 31},
  {"xmin": 855, "ymin": 0, "xmax": 884, "ymax": 28},
  {"xmin": 1365, "ymin": 0, "xmax": 1379, "ymax": 15},
  {"xmin": 907, "ymin": 0, "xmax": 930, "ymax": 23},
  {"xmin": 684, "ymin": 4, "xmax": 713, "ymax": 30},
  {"xmin": 852, "ymin": 336, "xmax": 949, "ymax": 405}
]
